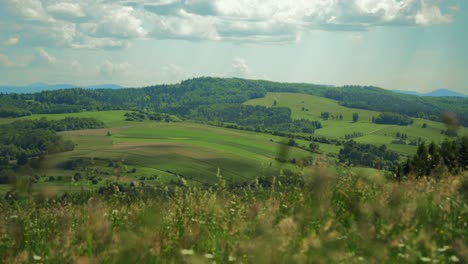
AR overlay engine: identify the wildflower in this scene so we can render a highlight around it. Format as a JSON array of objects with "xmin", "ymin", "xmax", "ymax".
[
  {"xmin": 181, "ymin": 249, "xmax": 194, "ymax": 256},
  {"xmin": 33, "ymin": 255, "xmax": 42, "ymax": 261},
  {"xmin": 438, "ymin": 245, "xmax": 451, "ymax": 252},
  {"xmin": 420, "ymin": 257, "xmax": 431, "ymax": 262},
  {"xmin": 204, "ymin": 253, "xmax": 214, "ymax": 259},
  {"xmin": 450, "ymin": 255, "xmax": 460, "ymax": 262}
]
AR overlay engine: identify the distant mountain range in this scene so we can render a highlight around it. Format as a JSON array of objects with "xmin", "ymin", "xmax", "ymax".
[
  {"xmin": 0, "ymin": 83, "xmax": 122, "ymax": 94},
  {"xmin": 393, "ymin": 88, "xmax": 467, "ymax": 98}
]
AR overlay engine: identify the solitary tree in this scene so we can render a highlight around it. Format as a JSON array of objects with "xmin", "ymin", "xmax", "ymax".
[
  {"xmin": 352, "ymin": 113, "xmax": 359, "ymax": 122},
  {"xmin": 287, "ymin": 138, "xmax": 297, "ymax": 147},
  {"xmin": 309, "ymin": 142, "xmax": 320, "ymax": 153}
]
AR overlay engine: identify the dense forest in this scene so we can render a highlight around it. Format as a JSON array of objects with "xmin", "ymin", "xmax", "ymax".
[
  {"xmin": 338, "ymin": 141, "xmax": 400, "ymax": 170},
  {"xmin": 373, "ymin": 112, "xmax": 414, "ymax": 125},
  {"xmin": 0, "ymin": 118, "xmax": 104, "ymax": 173},
  {"xmin": 395, "ymin": 136, "xmax": 468, "ymax": 179},
  {"xmin": 193, "ymin": 104, "xmax": 321, "ymax": 133}
]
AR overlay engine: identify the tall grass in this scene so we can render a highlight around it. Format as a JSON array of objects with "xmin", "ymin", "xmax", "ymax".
[{"xmin": 1, "ymin": 167, "xmax": 467, "ymax": 263}]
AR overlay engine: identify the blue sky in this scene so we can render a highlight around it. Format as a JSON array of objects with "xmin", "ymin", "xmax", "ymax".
[{"xmin": 0, "ymin": 0, "xmax": 466, "ymax": 93}]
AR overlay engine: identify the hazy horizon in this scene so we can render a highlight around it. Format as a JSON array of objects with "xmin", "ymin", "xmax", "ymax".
[{"xmin": 1, "ymin": 0, "xmax": 467, "ymax": 94}]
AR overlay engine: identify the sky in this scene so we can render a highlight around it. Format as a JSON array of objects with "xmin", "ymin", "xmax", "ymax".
[{"xmin": 0, "ymin": 0, "xmax": 467, "ymax": 93}]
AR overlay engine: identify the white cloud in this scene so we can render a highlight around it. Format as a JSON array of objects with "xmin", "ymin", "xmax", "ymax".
[
  {"xmin": 224, "ymin": 57, "xmax": 251, "ymax": 78},
  {"xmin": 415, "ymin": 5, "xmax": 452, "ymax": 26},
  {"xmin": 36, "ymin": 48, "xmax": 57, "ymax": 64},
  {"xmin": 47, "ymin": 2, "xmax": 86, "ymax": 18},
  {"xmin": 231, "ymin": 57, "xmax": 250, "ymax": 76},
  {"xmin": 1, "ymin": 0, "xmax": 457, "ymax": 48},
  {"xmin": 94, "ymin": 5, "xmax": 147, "ymax": 38},
  {"xmin": 5, "ymin": 0, "xmax": 52, "ymax": 21},
  {"xmin": 4, "ymin": 37, "xmax": 20, "ymax": 46},
  {"xmin": 99, "ymin": 60, "xmax": 132, "ymax": 75}
]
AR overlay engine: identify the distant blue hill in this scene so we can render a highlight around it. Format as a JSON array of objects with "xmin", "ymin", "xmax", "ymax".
[
  {"xmin": 0, "ymin": 83, "xmax": 122, "ymax": 94},
  {"xmin": 393, "ymin": 88, "xmax": 467, "ymax": 98}
]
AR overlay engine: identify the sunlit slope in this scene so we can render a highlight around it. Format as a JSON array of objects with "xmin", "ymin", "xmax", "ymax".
[
  {"xmin": 18, "ymin": 110, "xmax": 129, "ymax": 127},
  {"xmin": 33, "ymin": 120, "xmax": 312, "ymax": 185},
  {"xmin": 246, "ymin": 92, "xmax": 468, "ymax": 155}
]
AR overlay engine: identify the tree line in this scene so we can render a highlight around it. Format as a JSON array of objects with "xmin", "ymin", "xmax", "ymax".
[
  {"xmin": 339, "ymin": 141, "xmax": 400, "ymax": 170},
  {"xmin": 0, "ymin": 118, "xmax": 105, "ymax": 176},
  {"xmin": 394, "ymin": 136, "xmax": 468, "ymax": 180},
  {"xmin": 322, "ymin": 85, "xmax": 468, "ymax": 126}
]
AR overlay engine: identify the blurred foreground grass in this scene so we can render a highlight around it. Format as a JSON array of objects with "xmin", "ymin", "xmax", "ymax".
[{"xmin": 1, "ymin": 166, "xmax": 467, "ymax": 263}]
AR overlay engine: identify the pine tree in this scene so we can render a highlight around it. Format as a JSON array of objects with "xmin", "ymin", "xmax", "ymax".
[{"xmin": 412, "ymin": 142, "xmax": 429, "ymax": 177}]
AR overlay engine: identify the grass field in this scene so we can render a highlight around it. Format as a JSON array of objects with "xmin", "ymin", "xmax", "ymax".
[
  {"xmin": 246, "ymin": 92, "xmax": 468, "ymax": 155},
  {"xmin": 2, "ymin": 169, "xmax": 466, "ymax": 263},
  {"xmin": 19, "ymin": 110, "xmax": 130, "ymax": 127},
  {"xmin": 10, "ymin": 117, "xmax": 314, "ymax": 189},
  {"xmin": 1, "ymin": 99, "xmax": 465, "ymax": 193}
]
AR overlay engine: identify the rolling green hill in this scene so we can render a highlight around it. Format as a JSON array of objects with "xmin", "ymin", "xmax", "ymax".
[
  {"xmin": 5, "ymin": 112, "xmax": 314, "ymax": 190},
  {"xmin": 246, "ymin": 92, "xmax": 468, "ymax": 155}
]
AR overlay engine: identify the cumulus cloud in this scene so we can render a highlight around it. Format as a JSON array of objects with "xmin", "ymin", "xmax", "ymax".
[
  {"xmin": 47, "ymin": 2, "xmax": 86, "ymax": 18},
  {"xmin": 94, "ymin": 5, "xmax": 147, "ymax": 38},
  {"xmin": 36, "ymin": 48, "xmax": 57, "ymax": 64},
  {"xmin": 222, "ymin": 57, "xmax": 259, "ymax": 78},
  {"xmin": 1, "ymin": 0, "xmax": 457, "ymax": 48},
  {"xmin": 230, "ymin": 57, "xmax": 250, "ymax": 77},
  {"xmin": 5, "ymin": 0, "xmax": 51, "ymax": 21},
  {"xmin": 4, "ymin": 37, "xmax": 20, "ymax": 46},
  {"xmin": 99, "ymin": 60, "xmax": 132, "ymax": 75}
]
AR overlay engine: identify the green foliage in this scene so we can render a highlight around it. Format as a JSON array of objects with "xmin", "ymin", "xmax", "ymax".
[
  {"xmin": 322, "ymin": 85, "xmax": 468, "ymax": 126},
  {"xmin": 193, "ymin": 104, "xmax": 321, "ymax": 133},
  {"xmin": 374, "ymin": 112, "xmax": 413, "ymax": 126},
  {"xmin": 339, "ymin": 141, "xmax": 399, "ymax": 169},
  {"xmin": 398, "ymin": 136, "xmax": 468, "ymax": 179},
  {"xmin": 0, "ymin": 169, "xmax": 466, "ymax": 263},
  {"xmin": 124, "ymin": 110, "xmax": 180, "ymax": 122},
  {"xmin": 0, "ymin": 118, "xmax": 104, "ymax": 172}
]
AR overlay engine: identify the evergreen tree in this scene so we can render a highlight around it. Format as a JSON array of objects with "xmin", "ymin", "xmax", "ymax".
[
  {"xmin": 352, "ymin": 113, "xmax": 359, "ymax": 122},
  {"xmin": 412, "ymin": 142, "xmax": 429, "ymax": 177},
  {"xmin": 460, "ymin": 136, "xmax": 468, "ymax": 169}
]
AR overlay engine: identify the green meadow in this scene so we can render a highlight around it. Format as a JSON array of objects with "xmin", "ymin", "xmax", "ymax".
[
  {"xmin": 1, "ymin": 94, "xmax": 466, "ymax": 192},
  {"xmin": 19, "ymin": 110, "xmax": 130, "ymax": 127},
  {"xmin": 6, "ymin": 112, "xmax": 313, "ymax": 189},
  {"xmin": 246, "ymin": 92, "xmax": 468, "ymax": 155}
]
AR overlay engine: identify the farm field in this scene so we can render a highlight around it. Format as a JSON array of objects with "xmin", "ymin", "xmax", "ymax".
[
  {"xmin": 1, "ymin": 100, "xmax": 465, "ymax": 194},
  {"xmin": 246, "ymin": 92, "xmax": 468, "ymax": 155},
  {"xmin": 21, "ymin": 110, "xmax": 130, "ymax": 127},
  {"xmin": 7, "ymin": 116, "xmax": 315, "ymax": 191}
]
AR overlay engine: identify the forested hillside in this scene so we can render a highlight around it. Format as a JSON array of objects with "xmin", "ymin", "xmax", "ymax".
[
  {"xmin": 2, "ymin": 77, "xmax": 466, "ymax": 126},
  {"xmin": 323, "ymin": 86, "xmax": 468, "ymax": 126}
]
